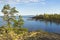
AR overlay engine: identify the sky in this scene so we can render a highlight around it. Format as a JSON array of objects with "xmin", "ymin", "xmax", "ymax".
[{"xmin": 0, "ymin": 0, "xmax": 60, "ymax": 16}]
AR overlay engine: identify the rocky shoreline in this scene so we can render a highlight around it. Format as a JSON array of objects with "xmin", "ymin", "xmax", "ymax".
[{"xmin": 0, "ymin": 31, "xmax": 60, "ymax": 40}]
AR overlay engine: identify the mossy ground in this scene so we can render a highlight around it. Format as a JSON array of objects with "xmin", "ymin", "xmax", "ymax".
[{"xmin": 0, "ymin": 28, "xmax": 60, "ymax": 40}]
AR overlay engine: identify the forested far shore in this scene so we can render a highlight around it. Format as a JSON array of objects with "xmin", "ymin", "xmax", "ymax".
[{"xmin": 32, "ymin": 14, "xmax": 60, "ymax": 23}]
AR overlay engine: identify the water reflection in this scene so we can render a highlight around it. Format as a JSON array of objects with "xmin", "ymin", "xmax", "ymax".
[{"xmin": 23, "ymin": 16, "xmax": 60, "ymax": 34}]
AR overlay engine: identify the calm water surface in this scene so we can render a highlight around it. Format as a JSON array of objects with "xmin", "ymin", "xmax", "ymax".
[
  {"xmin": 23, "ymin": 16, "xmax": 60, "ymax": 34},
  {"xmin": 0, "ymin": 16, "xmax": 60, "ymax": 34}
]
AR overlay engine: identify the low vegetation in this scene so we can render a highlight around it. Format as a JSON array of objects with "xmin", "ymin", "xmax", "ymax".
[{"xmin": 0, "ymin": 28, "xmax": 60, "ymax": 40}]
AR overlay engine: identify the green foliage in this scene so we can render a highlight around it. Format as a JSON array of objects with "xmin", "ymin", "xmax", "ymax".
[
  {"xmin": 13, "ymin": 15, "xmax": 24, "ymax": 28},
  {"xmin": 0, "ymin": 4, "xmax": 26, "ymax": 35},
  {"xmin": 13, "ymin": 28, "xmax": 28, "ymax": 34},
  {"xmin": 1, "ymin": 4, "xmax": 24, "ymax": 28},
  {"xmin": 0, "ymin": 4, "xmax": 28, "ymax": 40},
  {"xmin": 1, "ymin": 4, "xmax": 19, "ymax": 27},
  {"xmin": 34, "ymin": 14, "xmax": 60, "ymax": 20}
]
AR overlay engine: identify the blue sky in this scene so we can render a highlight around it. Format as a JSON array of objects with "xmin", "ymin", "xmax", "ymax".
[{"xmin": 0, "ymin": 0, "xmax": 60, "ymax": 15}]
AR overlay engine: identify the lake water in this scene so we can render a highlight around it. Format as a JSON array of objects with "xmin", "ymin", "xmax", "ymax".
[
  {"xmin": 23, "ymin": 16, "xmax": 60, "ymax": 34},
  {"xmin": 0, "ymin": 16, "xmax": 60, "ymax": 34}
]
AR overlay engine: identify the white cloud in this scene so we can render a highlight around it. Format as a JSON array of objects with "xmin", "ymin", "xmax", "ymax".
[
  {"xmin": 0, "ymin": 10, "xmax": 3, "ymax": 16},
  {"xmin": 30, "ymin": 0, "xmax": 39, "ymax": 2},
  {"xmin": 0, "ymin": 0, "xmax": 46, "ymax": 4},
  {"xmin": 0, "ymin": 0, "xmax": 3, "ymax": 3},
  {"xmin": 41, "ymin": 2, "xmax": 46, "ymax": 4},
  {"xmin": 16, "ymin": 0, "xmax": 21, "ymax": 2}
]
